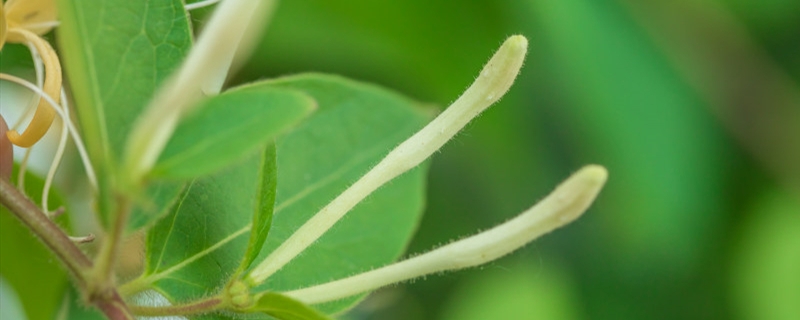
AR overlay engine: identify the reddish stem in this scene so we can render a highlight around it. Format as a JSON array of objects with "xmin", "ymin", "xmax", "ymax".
[{"xmin": 0, "ymin": 179, "xmax": 133, "ymax": 319}]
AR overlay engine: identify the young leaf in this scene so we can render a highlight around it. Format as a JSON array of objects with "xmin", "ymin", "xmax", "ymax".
[
  {"xmin": 249, "ymin": 292, "xmax": 332, "ymax": 320},
  {"xmin": 237, "ymin": 143, "xmax": 278, "ymax": 274},
  {"xmin": 56, "ymin": 0, "xmax": 192, "ymax": 226},
  {"xmin": 150, "ymin": 88, "xmax": 315, "ymax": 179},
  {"xmin": 129, "ymin": 74, "xmax": 431, "ymax": 311}
]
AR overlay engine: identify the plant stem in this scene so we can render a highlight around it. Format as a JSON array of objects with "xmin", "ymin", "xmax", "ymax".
[
  {"xmin": 0, "ymin": 179, "xmax": 134, "ymax": 319},
  {"xmin": 94, "ymin": 291, "xmax": 135, "ymax": 320},
  {"xmin": 129, "ymin": 297, "xmax": 224, "ymax": 317},
  {"xmin": 0, "ymin": 179, "xmax": 91, "ymax": 285},
  {"xmin": 92, "ymin": 196, "xmax": 131, "ymax": 290}
]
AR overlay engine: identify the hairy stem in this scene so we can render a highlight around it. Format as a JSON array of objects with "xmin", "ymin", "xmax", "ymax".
[
  {"xmin": 91, "ymin": 197, "xmax": 131, "ymax": 291},
  {"xmin": 0, "ymin": 179, "xmax": 134, "ymax": 319},
  {"xmin": 0, "ymin": 179, "xmax": 91, "ymax": 285},
  {"xmin": 129, "ymin": 297, "xmax": 224, "ymax": 317}
]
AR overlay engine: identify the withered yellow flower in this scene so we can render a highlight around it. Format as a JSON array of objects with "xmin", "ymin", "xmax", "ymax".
[{"xmin": 1, "ymin": 0, "xmax": 61, "ymax": 148}]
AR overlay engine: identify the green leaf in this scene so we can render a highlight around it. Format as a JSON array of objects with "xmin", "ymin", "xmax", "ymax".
[
  {"xmin": 731, "ymin": 189, "xmax": 800, "ymax": 320},
  {"xmin": 0, "ymin": 43, "xmax": 35, "ymax": 78},
  {"xmin": 56, "ymin": 0, "xmax": 193, "ymax": 227},
  {"xmin": 134, "ymin": 149, "xmax": 270, "ymax": 300},
  {"xmin": 133, "ymin": 74, "xmax": 431, "ymax": 313},
  {"xmin": 127, "ymin": 180, "xmax": 187, "ymax": 232},
  {"xmin": 0, "ymin": 168, "xmax": 69, "ymax": 320},
  {"xmin": 249, "ymin": 292, "xmax": 332, "ymax": 320},
  {"xmin": 238, "ymin": 143, "xmax": 278, "ymax": 274},
  {"xmin": 151, "ymin": 87, "xmax": 316, "ymax": 179}
]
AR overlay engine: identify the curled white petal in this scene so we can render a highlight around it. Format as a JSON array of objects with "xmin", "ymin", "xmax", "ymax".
[
  {"xmin": 42, "ymin": 89, "xmax": 70, "ymax": 215},
  {"xmin": 123, "ymin": 0, "xmax": 276, "ymax": 185},
  {"xmin": 283, "ymin": 165, "xmax": 607, "ymax": 304},
  {"xmin": 0, "ymin": 74, "xmax": 98, "ymax": 190},
  {"xmin": 247, "ymin": 35, "xmax": 529, "ymax": 284}
]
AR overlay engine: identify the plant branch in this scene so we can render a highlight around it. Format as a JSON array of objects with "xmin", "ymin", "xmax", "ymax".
[
  {"xmin": 0, "ymin": 179, "xmax": 91, "ymax": 286},
  {"xmin": 129, "ymin": 297, "xmax": 224, "ymax": 317},
  {"xmin": 0, "ymin": 179, "xmax": 134, "ymax": 319}
]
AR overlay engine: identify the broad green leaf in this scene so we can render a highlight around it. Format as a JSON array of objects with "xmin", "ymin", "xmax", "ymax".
[
  {"xmin": 0, "ymin": 168, "xmax": 69, "ymax": 320},
  {"xmin": 133, "ymin": 74, "xmax": 431, "ymax": 314},
  {"xmin": 56, "ymin": 0, "xmax": 193, "ymax": 227},
  {"xmin": 151, "ymin": 87, "xmax": 316, "ymax": 179},
  {"xmin": 249, "ymin": 292, "xmax": 332, "ymax": 320},
  {"xmin": 238, "ymin": 143, "xmax": 278, "ymax": 274},
  {"xmin": 134, "ymin": 148, "xmax": 271, "ymax": 300},
  {"xmin": 249, "ymin": 74, "xmax": 431, "ymax": 314}
]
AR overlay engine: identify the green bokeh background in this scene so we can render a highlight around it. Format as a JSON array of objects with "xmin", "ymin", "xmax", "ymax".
[{"xmin": 224, "ymin": 0, "xmax": 799, "ymax": 319}]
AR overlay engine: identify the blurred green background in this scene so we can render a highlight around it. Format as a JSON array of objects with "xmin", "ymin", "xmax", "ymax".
[{"xmin": 218, "ymin": 0, "xmax": 800, "ymax": 319}]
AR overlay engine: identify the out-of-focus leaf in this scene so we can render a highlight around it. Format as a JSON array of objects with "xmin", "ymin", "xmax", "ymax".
[
  {"xmin": 0, "ymin": 43, "xmax": 34, "ymax": 77},
  {"xmin": 731, "ymin": 189, "xmax": 800, "ymax": 320},
  {"xmin": 0, "ymin": 277, "xmax": 28, "ymax": 320},
  {"xmin": 151, "ymin": 87, "xmax": 315, "ymax": 180},
  {"xmin": 56, "ymin": 0, "xmax": 192, "ymax": 227},
  {"xmin": 524, "ymin": 0, "xmax": 725, "ymax": 270},
  {"xmin": 439, "ymin": 258, "xmax": 582, "ymax": 320}
]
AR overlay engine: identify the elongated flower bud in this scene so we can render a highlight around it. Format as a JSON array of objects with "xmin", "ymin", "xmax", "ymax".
[
  {"xmin": 284, "ymin": 165, "xmax": 607, "ymax": 304},
  {"xmin": 248, "ymin": 35, "xmax": 529, "ymax": 284}
]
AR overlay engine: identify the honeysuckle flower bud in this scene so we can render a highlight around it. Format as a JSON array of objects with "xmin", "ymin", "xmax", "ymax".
[
  {"xmin": 248, "ymin": 35, "xmax": 529, "ymax": 284},
  {"xmin": 284, "ymin": 165, "xmax": 607, "ymax": 304}
]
